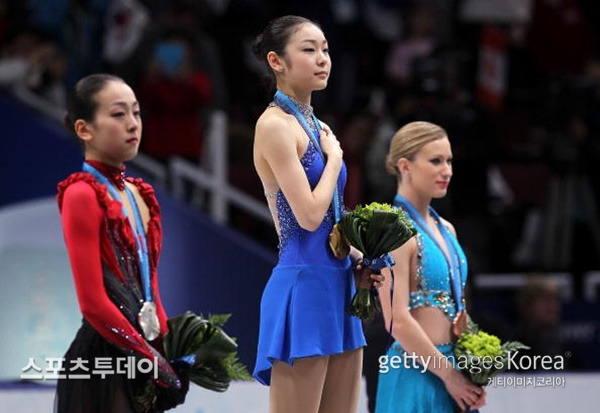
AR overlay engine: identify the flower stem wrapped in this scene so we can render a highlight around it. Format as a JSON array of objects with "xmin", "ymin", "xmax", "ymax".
[
  {"xmin": 333, "ymin": 202, "xmax": 416, "ymax": 320},
  {"xmin": 163, "ymin": 312, "xmax": 253, "ymax": 392}
]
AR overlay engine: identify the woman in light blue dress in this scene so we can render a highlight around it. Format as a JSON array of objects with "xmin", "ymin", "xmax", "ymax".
[
  {"xmin": 376, "ymin": 121, "xmax": 487, "ymax": 412},
  {"xmin": 251, "ymin": 15, "xmax": 380, "ymax": 413}
]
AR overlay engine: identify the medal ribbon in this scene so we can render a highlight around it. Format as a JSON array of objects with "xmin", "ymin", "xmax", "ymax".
[
  {"xmin": 273, "ymin": 90, "xmax": 342, "ymax": 223},
  {"xmin": 393, "ymin": 194, "xmax": 465, "ymax": 312},
  {"xmin": 83, "ymin": 162, "xmax": 152, "ymax": 303}
]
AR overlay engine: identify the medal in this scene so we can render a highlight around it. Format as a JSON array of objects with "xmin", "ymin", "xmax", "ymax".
[
  {"xmin": 452, "ymin": 310, "xmax": 468, "ymax": 339},
  {"xmin": 328, "ymin": 223, "xmax": 350, "ymax": 259},
  {"xmin": 138, "ymin": 301, "xmax": 160, "ymax": 341}
]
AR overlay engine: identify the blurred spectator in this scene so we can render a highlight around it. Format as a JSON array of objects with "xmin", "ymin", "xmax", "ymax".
[
  {"xmin": 486, "ymin": 22, "xmax": 549, "ymax": 270},
  {"xmin": 103, "ymin": 0, "xmax": 223, "ymax": 100},
  {"xmin": 512, "ymin": 275, "xmax": 579, "ymax": 370},
  {"xmin": 25, "ymin": 0, "xmax": 108, "ymax": 87},
  {"xmin": 159, "ymin": 0, "xmax": 226, "ymax": 109},
  {"xmin": 27, "ymin": 42, "xmax": 67, "ymax": 107},
  {"xmin": 364, "ymin": 0, "xmax": 402, "ymax": 43},
  {"xmin": 338, "ymin": 112, "xmax": 374, "ymax": 208},
  {"xmin": 539, "ymin": 87, "xmax": 600, "ymax": 277},
  {"xmin": 139, "ymin": 29, "xmax": 212, "ymax": 162},
  {"xmin": 505, "ymin": 22, "xmax": 540, "ymax": 107},
  {"xmin": 364, "ymin": 86, "xmax": 421, "ymax": 204},
  {"xmin": 1, "ymin": 0, "xmax": 597, "ymax": 277},
  {"xmin": 467, "ymin": 278, "xmax": 513, "ymax": 343},
  {"xmin": 103, "ymin": 0, "xmax": 150, "ymax": 74},
  {"xmin": 0, "ymin": 31, "xmax": 39, "ymax": 85},
  {"xmin": 0, "ymin": 30, "xmax": 66, "ymax": 119},
  {"xmin": 385, "ymin": 2, "xmax": 437, "ymax": 87}
]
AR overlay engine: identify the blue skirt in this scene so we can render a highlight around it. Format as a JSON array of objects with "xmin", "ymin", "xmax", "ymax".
[
  {"xmin": 253, "ymin": 264, "xmax": 365, "ymax": 385},
  {"xmin": 375, "ymin": 342, "xmax": 459, "ymax": 413}
]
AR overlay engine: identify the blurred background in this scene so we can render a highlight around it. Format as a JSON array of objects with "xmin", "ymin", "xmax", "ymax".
[{"xmin": 1, "ymin": 0, "xmax": 600, "ymax": 411}]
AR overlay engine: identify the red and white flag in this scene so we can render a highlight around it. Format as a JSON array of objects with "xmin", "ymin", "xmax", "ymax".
[{"xmin": 477, "ymin": 25, "xmax": 508, "ymax": 111}]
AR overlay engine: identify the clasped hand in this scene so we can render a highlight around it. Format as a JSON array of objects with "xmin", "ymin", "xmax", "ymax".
[{"xmin": 353, "ymin": 259, "xmax": 385, "ymax": 289}]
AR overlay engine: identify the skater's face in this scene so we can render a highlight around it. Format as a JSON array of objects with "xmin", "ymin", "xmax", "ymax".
[
  {"xmin": 269, "ymin": 23, "xmax": 331, "ymax": 93},
  {"xmin": 75, "ymin": 81, "xmax": 142, "ymax": 166},
  {"xmin": 400, "ymin": 137, "xmax": 453, "ymax": 199}
]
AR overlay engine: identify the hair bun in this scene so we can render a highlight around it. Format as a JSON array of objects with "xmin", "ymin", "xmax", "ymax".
[
  {"xmin": 385, "ymin": 154, "xmax": 399, "ymax": 176},
  {"xmin": 251, "ymin": 33, "xmax": 264, "ymax": 59}
]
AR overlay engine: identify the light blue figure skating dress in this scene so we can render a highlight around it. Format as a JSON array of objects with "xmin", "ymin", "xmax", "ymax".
[{"xmin": 375, "ymin": 196, "xmax": 468, "ymax": 413}]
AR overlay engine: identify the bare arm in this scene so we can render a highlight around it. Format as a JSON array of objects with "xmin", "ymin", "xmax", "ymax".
[
  {"xmin": 381, "ymin": 240, "xmax": 454, "ymax": 377},
  {"xmin": 380, "ymin": 239, "xmax": 484, "ymax": 410},
  {"xmin": 255, "ymin": 112, "xmax": 343, "ymax": 231}
]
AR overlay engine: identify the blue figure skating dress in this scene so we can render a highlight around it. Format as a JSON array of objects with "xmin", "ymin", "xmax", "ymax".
[
  {"xmin": 253, "ymin": 119, "xmax": 365, "ymax": 386},
  {"xmin": 375, "ymin": 199, "xmax": 468, "ymax": 413}
]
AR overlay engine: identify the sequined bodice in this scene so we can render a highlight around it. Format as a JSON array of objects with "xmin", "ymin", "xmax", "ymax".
[
  {"xmin": 274, "ymin": 137, "xmax": 349, "ymax": 268},
  {"xmin": 401, "ymin": 211, "xmax": 468, "ymax": 321}
]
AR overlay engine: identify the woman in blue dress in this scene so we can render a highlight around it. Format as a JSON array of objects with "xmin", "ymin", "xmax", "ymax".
[
  {"xmin": 251, "ymin": 15, "xmax": 379, "ymax": 413},
  {"xmin": 376, "ymin": 121, "xmax": 487, "ymax": 412}
]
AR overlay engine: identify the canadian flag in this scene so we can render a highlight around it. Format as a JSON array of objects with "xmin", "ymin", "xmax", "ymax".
[{"xmin": 477, "ymin": 26, "xmax": 508, "ymax": 111}]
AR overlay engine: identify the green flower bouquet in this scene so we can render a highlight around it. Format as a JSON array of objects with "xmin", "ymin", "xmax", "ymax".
[
  {"xmin": 136, "ymin": 312, "xmax": 252, "ymax": 411},
  {"xmin": 453, "ymin": 319, "xmax": 529, "ymax": 386},
  {"xmin": 163, "ymin": 312, "xmax": 253, "ymax": 391},
  {"xmin": 331, "ymin": 202, "xmax": 416, "ymax": 320}
]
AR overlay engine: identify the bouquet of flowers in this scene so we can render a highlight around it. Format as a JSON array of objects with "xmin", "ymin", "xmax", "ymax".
[
  {"xmin": 453, "ymin": 319, "xmax": 529, "ymax": 386},
  {"xmin": 163, "ymin": 312, "xmax": 253, "ymax": 391},
  {"xmin": 136, "ymin": 312, "xmax": 252, "ymax": 411},
  {"xmin": 330, "ymin": 202, "xmax": 416, "ymax": 320}
]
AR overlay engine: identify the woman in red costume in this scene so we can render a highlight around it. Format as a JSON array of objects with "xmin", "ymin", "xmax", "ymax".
[{"xmin": 55, "ymin": 73, "xmax": 187, "ymax": 412}]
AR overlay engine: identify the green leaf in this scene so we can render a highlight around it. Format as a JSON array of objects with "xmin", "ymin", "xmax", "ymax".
[
  {"xmin": 165, "ymin": 312, "xmax": 253, "ymax": 393},
  {"xmin": 207, "ymin": 313, "xmax": 232, "ymax": 328},
  {"xmin": 502, "ymin": 341, "xmax": 530, "ymax": 353}
]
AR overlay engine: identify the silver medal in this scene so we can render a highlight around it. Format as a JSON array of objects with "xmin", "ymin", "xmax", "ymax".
[{"xmin": 138, "ymin": 301, "xmax": 160, "ymax": 341}]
